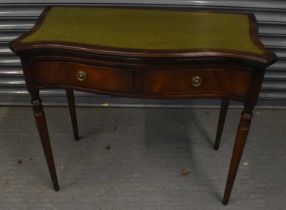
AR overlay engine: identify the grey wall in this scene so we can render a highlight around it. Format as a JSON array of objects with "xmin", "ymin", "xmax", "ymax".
[{"xmin": 0, "ymin": 0, "xmax": 285, "ymax": 107}]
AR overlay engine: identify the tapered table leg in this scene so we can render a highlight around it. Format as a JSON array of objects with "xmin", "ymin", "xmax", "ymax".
[
  {"xmin": 32, "ymin": 98, "xmax": 59, "ymax": 191},
  {"xmin": 222, "ymin": 111, "xmax": 252, "ymax": 205},
  {"xmin": 214, "ymin": 98, "xmax": 229, "ymax": 150},
  {"xmin": 66, "ymin": 89, "xmax": 79, "ymax": 140}
]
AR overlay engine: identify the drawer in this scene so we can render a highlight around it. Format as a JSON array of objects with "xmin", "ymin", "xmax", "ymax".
[
  {"xmin": 32, "ymin": 61, "xmax": 134, "ymax": 93},
  {"xmin": 141, "ymin": 68, "xmax": 251, "ymax": 98}
]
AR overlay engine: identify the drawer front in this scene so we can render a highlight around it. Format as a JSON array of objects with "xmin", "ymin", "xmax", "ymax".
[
  {"xmin": 32, "ymin": 61, "xmax": 134, "ymax": 93},
  {"xmin": 142, "ymin": 68, "xmax": 251, "ymax": 98}
]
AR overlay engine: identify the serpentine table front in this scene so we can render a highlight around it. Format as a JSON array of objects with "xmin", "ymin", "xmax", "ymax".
[{"xmin": 10, "ymin": 6, "xmax": 276, "ymax": 205}]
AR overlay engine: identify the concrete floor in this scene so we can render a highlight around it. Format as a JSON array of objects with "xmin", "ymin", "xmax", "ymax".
[{"xmin": 0, "ymin": 106, "xmax": 285, "ymax": 210}]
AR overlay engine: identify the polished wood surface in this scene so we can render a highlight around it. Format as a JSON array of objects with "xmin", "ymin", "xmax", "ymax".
[
  {"xmin": 31, "ymin": 61, "xmax": 252, "ymax": 99},
  {"xmin": 141, "ymin": 67, "xmax": 251, "ymax": 97},
  {"xmin": 223, "ymin": 111, "xmax": 252, "ymax": 205},
  {"xmin": 31, "ymin": 97, "xmax": 59, "ymax": 191},
  {"xmin": 66, "ymin": 89, "xmax": 79, "ymax": 140},
  {"xmin": 33, "ymin": 61, "xmax": 134, "ymax": 94},
  {"xmin": 10, "ymin": 6, "xmax": 277, "ymax": 205},
  {"xmin": 214, "ymin": 98, "xmax": 229, "ymax": 150}
]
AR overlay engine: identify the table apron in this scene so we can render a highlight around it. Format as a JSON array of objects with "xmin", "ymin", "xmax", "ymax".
[{"xmin": 28, "ymin": 60, "xmax": 253, "ymax": 100}]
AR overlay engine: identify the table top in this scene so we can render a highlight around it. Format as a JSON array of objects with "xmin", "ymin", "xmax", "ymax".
[
  {"xmin": 23, "ymin": 7, "xmax": 261, "ymax": 53},
  {"xmin": 11, "ymin": 7, "xmax": 276, "ymax": 66}
]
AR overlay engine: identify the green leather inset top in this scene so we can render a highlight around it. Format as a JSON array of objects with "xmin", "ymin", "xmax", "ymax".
[{"xmin": 22, "ymin": 7, "xmax": 263, "ymax": 54}]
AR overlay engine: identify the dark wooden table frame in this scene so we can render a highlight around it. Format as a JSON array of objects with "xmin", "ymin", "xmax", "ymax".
[{"xmin": 10, "ymin": 6, "xmax": 276, "ymax": 205}]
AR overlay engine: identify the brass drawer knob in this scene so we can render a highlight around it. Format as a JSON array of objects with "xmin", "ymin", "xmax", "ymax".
[
  {"xmin": 192, "ymin": 75, "xmax": 202, "ymax": 87},
  {"xmin": 76, "ymin": 70, "xmax": 87, "ymax": 82}
]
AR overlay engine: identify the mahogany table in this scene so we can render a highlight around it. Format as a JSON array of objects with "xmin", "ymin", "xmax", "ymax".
[{"xmin": 10, "ymin": 6, "xmax": 276, "ymax": 205}]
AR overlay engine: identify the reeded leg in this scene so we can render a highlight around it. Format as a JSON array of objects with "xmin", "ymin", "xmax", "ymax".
[
  {"xmin": 32, "ymin": 98, "xmax": 59, "ymax": 191},
  {"xmin": 214, "ymin": 98, "xmax": 229, "ymax": 150},
  {"xmin": 222, "ymin": 111, "xmax": 252, "ymax": 205},
  {"xmin": 66, "ymin": 89, "xmax": 79, "ymax": 140}
]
